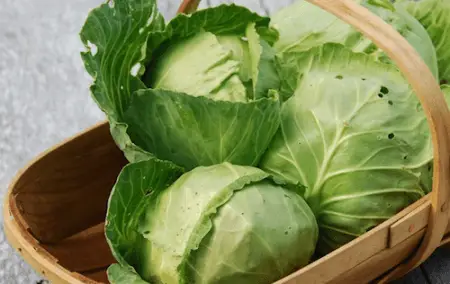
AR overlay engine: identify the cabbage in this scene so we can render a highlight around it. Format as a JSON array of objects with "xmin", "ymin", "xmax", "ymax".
[
  {"xmin": 260, "ymin": 44, "xmax": 433, "ymax": 254},
  {"xmin": 271, "ymin": 0, "xmax": 439, "ymax": 80},
  {"xmin": 396, "ymin": 0, "xmax": 450, "ymax": 83},
  {"xmin": 80, "ymin": 0, "xmax": 281, "ymax": 169},
  {"xmin": 105, "ymin": 160, "xmax": 318, "ymax": 284}
]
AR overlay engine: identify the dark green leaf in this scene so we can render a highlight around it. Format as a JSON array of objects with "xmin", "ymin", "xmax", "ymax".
[{"xmin": 123, "ymin": 89, "xmax": 281, "ymax": 170}]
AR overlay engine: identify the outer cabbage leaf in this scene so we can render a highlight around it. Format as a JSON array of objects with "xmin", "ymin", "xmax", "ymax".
[
  {"xmin": 105, "ymin": 158, "xmax": 183, "ymax": 274},
  {"xmin": 138, "ymin": 163, "xmax": 318, "ymax": 284},
  {"xmin": 108, "ymin": 264, "xmax": 148, "ymax": 284},
  {"xmin": 80, "ymin": 2, "xmax": 282, "ymax": 167},
  {"xmin": 261, "ymin": 44, "xmax": 432, "ymax": 254},
  {"xmin": 246, "ymin": 23, "xmax": 281, "ymax": 100},
  {"xmin": 124, "ymin": 89, "xmax": 280, "ymax": 170},
  {"xmin": 397, "ymin": 0, "xmax": 450, "ymax": 83},
  {"xmin": 80, "ymin": 0, "xmax": 164, "ymax": 161},
  {"xmin": 271, "ymin": 0, "xmax": 438, "ymax": 79},
  {"xmin": 80, "ymin": 0, "xmax": 164, "ymax": 119}
]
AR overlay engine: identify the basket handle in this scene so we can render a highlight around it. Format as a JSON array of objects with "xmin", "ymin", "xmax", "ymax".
[{"xmin": 177, "ymin": 0, "xmax": 450, "ymax": 281}]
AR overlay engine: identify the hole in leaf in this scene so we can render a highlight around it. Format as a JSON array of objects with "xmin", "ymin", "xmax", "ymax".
[
  {"xmin": 380, "ymin": 86, "xmax": 389, "ymax": 94},
  {"xmin": 130, "ymin": 63, "xmax": 141, "ymax": 77},
  {"xmin": 335, "ymin": 75, "xmax": 343, "ymax": 80},
  {"xmin": 86, "ymin": 41, "xmax": 98, "ymax": 56},
  {"xmin": 388, "ymin": 133, "xmax": 395, "ymax": 139}
]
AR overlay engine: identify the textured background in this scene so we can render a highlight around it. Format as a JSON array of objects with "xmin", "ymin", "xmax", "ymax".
[{"xmin": 0, "ymin": 0, "xmax": 449, "ymax": 283}]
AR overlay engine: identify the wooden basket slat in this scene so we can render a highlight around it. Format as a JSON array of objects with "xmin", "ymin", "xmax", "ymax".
[
  {"xmin": 83, "ymin": 269, "xmax": 109, "ymax": 283},
  {"xmin": 41, "ymin": 223, "xmax": 115, "ymax": 273},
  {"xmin": 11, "ymin": 123, "xmax": 127, "ymax": 243},
  {"xmin": 330, "ymin": 230, "xmax": 426, "ymax": 284},
  {"xmin": 390, "ymin": 201, "xmax": 430, "ymax": 248}
]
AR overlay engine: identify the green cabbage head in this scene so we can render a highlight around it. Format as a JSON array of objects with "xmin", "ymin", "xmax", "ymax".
[
  {"xmin": 105, "ymin": 160, "xmax": 318, "ymax": 284},
  {"xmin": 80, "ymin": 0, "xmax": 282, "ymax": 169},
  {"xmin": 396, "ymin": 0, "xmax": 450, "ymax": 83},
  {"xmin": 261, "ymin": 44, "xmax": 435, "ymax": 254},
  {"xmin": 271, "ymin": 0, "xmax": 439, "ymax": 80}
]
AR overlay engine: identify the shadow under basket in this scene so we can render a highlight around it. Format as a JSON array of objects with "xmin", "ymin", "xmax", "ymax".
[{"xmin": 5, "ymin": 0, "xmax": 450, "ymax": 283}]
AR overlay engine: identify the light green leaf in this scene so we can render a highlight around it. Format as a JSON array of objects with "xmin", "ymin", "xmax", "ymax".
[
  {"xmin": 186, "ymin": 181, "xmax": 317, "ymax": 284},
  {"xmin": 105, "ymin": 158, "xmax": 183, "ymax": 269},
  {"xmin": 107, "ymin": 264, "xmax": 148, "ymax": 284},
  {"xmin": 247, "ymin": 23, "xmax": 281, "ymax": 100},
  {"xmin": 271, "ymin": 0, "xmax": 438, "ymax": 79},
  {"xmin": 397, "ymin": 0, "xmax": 450, "ymax": 82},
  {"xmin": 123, "ymin": 89, "xmax": 281, "ymax": 170},
  {"xmin": 138, "ymin": 163, "xmax": 317, "ymax": 284},
  {"xmin": 109, "ymin": 118, "xmax": 154, "ymax": 163},
  {"xmin": 148, "ymin": 31, "xmax": 247, "ymax": 102},
  {"xmin": 261, "ymin": 44, "xmax": 431, "ymax": 254}
]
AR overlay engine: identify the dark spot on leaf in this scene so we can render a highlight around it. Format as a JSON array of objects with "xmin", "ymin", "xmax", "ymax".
[
  {"xmin": 388, "ymin": 100, "xmax": 393, "ymax": 105},
  {"xmin": 361, "ymin": 78, "xmax": 366, "ymax": 81},
  {"xmin": 378, "ymin": 93, "xmax": 384, "ymax": 98},
  {"xmin": 388, "ymin": 133, "xmax": 395, "ymax": 139},
  {"xmin": 143, "ymin": 231, "xmax": 150, "ymax": 234},
  {"xmin": 335, "ymin": 75, "xmax": 343, "ymax": 80},
  {"xmin": 380, "ymin": 86, "xmax": 389, "ymax": 94},
  {"xmin": 404, "ymin": 155, "xmax": 408, "ymax": 160},
  {"xmin": 284, "ymin": 231, "xmax": 288, "ymax": 235}
]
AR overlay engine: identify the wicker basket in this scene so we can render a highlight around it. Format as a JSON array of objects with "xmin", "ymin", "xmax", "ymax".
[{"xmin": 4, "ymin": 0, "xmax": 450, "ymax": 283}]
